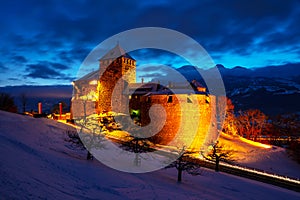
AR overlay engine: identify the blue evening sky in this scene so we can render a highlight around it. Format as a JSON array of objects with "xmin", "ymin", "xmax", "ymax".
[{"xmin": 0, "ymin": 0, "xmax": 299, "ymax": 86}]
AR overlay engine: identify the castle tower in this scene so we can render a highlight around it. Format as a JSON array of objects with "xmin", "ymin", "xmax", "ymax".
[{"xmin": 98, "ymin": 44, "xmax": 136, "ymax": 113}]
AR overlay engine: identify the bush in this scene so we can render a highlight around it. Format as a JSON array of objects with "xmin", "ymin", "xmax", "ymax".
[{"xmin": 0, "ymin": 93, "xmax": 17, "ymax": 113}]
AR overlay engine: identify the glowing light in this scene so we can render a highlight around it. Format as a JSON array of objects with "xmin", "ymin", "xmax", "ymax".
[
  {"xmin": 89, "ymin": 80, "xmax": 98, "ymax": 85},
  {"xmin": 239, "ymin": 137, "xmax": 272, "ymax": 149}
]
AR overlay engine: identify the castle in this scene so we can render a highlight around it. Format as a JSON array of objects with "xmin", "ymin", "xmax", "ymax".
[{"xmin": 72, "ymin": 44, "xmax": 217, "ymax": 150}]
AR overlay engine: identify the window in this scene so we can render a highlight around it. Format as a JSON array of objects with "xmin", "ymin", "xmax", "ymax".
[
  {"xmin": 187, "ymin": 97, "xmax": 192, "ymax": 103},
  {"xmin": 167, "ymin": 95, "xmax": 173, "ymax": 103}
]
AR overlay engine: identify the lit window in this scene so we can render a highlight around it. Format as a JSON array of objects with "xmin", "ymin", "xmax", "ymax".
[{"xmin": 89, "ymin": 80, "xmax": 97, "ymax": 85}]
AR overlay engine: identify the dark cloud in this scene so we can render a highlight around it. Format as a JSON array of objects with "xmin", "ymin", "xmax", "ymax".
[
  {"xmin": 11, "ymin": 55, "xmax": 27, "ymax": 63},
  {"xmin": 0, "ymin": 63, "xmax": 8, "ymax": 71},
  {"xmin": 25, "ymin": 61, "xmax": 72, "ymax": 80},
  {"xmin": 8, "ymin": 77, "xmax": 21, "ymax": 81},
  {"xmin": 51, "ymin": 63, "xmax": 69, "ymax": 70},
  {"xmin": 131, "ymin": 49, "xmax": 190, "ymax": 68},
  {"xmin": 173, "ymin": 0, "xmax": 299, "ymax": 52},
  {"xmin": 58, "ymin": 48, "xmax": 91, "ymax": 64},
  {"xmin": 26, "ymin": 63, "xmax": 62, "ymax": 79}
]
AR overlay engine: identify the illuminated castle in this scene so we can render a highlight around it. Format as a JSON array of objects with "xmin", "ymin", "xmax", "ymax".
[{"xmin": 72, "ymin": 45, "xmax": 217, "ymax": 150}]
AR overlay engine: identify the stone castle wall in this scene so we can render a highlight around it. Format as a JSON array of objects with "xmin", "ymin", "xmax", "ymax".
[
  {"xmin": 129, "ymin": 93, "xmax": 217, "ymax": 151},
  {"xmin": 71, "ymin": 100, "xmax": 97, "ymax": 118},
  {"xmin": 98, "ymin": 57, "xmax": 136, "ymax": 113}
]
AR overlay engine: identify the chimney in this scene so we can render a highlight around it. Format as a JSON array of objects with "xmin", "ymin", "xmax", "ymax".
[
  {"xmin": 38, "ymin": 102, "xmax": 42, "ymax": 114},
  {"xmin": 59, "ymin": 102, "xmax": 62, "ymax": 120}
]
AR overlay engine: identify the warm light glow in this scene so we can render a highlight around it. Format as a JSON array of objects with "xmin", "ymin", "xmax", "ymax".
[
  {"xmin": 89, "ymin": 80, "xmax": 98, "ymax": 85},
  {"xmin": 239, "ymin": 137, "xmax": 272, "ymax": 149}
]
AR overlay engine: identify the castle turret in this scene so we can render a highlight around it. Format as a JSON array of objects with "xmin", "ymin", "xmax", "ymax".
[{"xmin": 98, "ymin": 44, "xmax": 136, "ymax": 113}]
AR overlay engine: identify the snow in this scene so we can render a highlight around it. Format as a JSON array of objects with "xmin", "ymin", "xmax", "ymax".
[
  {"xmin": 219, "ymin": 133, "xmax": 300, "ymax": 179},
  {"xmin": 0, "ymin": 110, "xmax": 299, "ymax": 199}
]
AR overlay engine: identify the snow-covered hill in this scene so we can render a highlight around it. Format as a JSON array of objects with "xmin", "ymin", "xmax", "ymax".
[
  {"xmin": 0, "ymin": 111, "xmax": 299, "ymax": 199},
  {"xmin": 218, "ymin": 133, "xmax": 300, "ymax": 179}
]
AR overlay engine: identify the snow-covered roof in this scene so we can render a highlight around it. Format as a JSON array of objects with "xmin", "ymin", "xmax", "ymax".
[
  {"xmin": 100, "ymin": 44, "xmax": 135, "ymax": 61},
  {"xmin": 74, "ymin": 70, "xmax": 99, "ymax": 82}
]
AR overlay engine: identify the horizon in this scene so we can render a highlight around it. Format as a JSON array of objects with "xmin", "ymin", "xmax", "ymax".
[{"xmin": 1, "ymin": 61, "xmax": 300, "ymax": 87}]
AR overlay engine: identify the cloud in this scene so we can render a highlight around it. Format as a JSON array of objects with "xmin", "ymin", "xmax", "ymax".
[
  {"xmin": 57, "ymin": 48, "xmax": 91, "ymax": 64},
  {"xmin": 11, "ymin": 55, "xmax": 27, "ymax": 63},
  {"xmin": 132, "ymin": 49, "xmax": 191, "ymax": 69},
  {"xmin": 25, "ymin": 61, "xmax": 72, "ymax": 80},
  {"xmin": 0, "ymin": 63, "xmax": 8, "ymax": 71},
  {"xmin": 8, "ymin": 77, "xmax": 21, "ymax": 81}
]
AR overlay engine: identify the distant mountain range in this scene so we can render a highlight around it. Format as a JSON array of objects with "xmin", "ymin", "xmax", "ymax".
[
  {"xmin": 177, "ymin": 62, "xmax": 300, "ymax": 80},
  {"xmin": 0, "ymin": 85, "xmax": 72, "ymax": 113},
  {"xmin": 176, "ymin": 63, "xmax": 300, "ymax": 115},
  {"xmin": 0, "ymin": 85, "xmax": 72, "ymax": 98},
  {"xmin": 1, "ymin": 63, "xmax": 299, "ymax": 116}
]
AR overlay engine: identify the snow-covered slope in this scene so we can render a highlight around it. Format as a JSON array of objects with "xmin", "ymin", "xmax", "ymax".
[
  {"xmin": 0, "ymin": 111, "xmax": 299, "ymax": 199},
  {"xmin": 219, "ymin": 133, "xmax": 300, "ymax": 179}
]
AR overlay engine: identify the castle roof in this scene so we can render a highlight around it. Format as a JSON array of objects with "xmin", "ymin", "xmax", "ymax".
[
  {"xmin": 74, "ymin": 69, "xmax": 99, "ymax": 82},
  {"xmin": 100, "ymin": 44, "xmax": 135, "ymax": 61},
  {"xmin": 126, "ymin": 82, "xmax": 207, "ymax": 95}
]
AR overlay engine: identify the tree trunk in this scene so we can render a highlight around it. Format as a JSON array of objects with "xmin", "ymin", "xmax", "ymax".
[
  {"xmin": 215, "ymin": 156, "xmax": 220, "ymax": 172},
  {"xmin": 87, "ymin": 151, "xmax": 93, "ymax": 160},
  {"xmin": 134, "ymin": 153, "xmax": 140, "ymax": 166},
  {"xmin": 177, "ymin": 169, "xmax": 182, "ymax": 182},
  {"xmin": 22, "ymin": 103, "xmax": 26, "ymax": 113}
]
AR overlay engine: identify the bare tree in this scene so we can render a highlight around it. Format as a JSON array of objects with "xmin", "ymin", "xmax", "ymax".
[
  {"xmin": 165, "ymin": 148, "xmax": 202, "ymax": 183},
  {"xmin": 0, "ymin": 93, "xmax": 17, "ymax": 113},
  {"xmin": 203, "ymin": 141, "xmax": 234, "ymax": 172},
  {"xmin": 121, "ymin": 135, "xmax": 154, "ymax": 166},
  {"xmin": 236, "ymin": 109, "xmax": 267, "ymax": 140},
  {"xmin": 20, "ymin": 93, "xmax": 27, "ymax": 113}
]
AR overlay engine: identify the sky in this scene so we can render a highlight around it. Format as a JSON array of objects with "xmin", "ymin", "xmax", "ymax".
[{"xmin": 0, "ymin": 0, "xmax": 300, "ymax": 86}]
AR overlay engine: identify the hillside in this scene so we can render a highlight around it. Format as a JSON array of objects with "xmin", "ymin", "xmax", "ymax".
[
  {"xmin": 0, "ymin": 111, "xmax": 299, "ymax": 199},
  {"xmin": 218, "ymin": 133, "xmax": 300, "ymax": 179}
]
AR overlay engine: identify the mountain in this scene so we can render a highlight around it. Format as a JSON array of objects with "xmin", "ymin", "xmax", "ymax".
[
  {"xmin": 177, "ymin": 63, "xmax": 300, "ymax": 80},
  {"xmin": 176, "ymin": 63, "xmax": 300, "ymax": 115},
  {"xmin": 253, "ymin": 63, "xmax": 300, "ymax": 79},
  {"xmin": 214, "ymin": 64, "xmax": 252, "ymax": 77},
  {"xmin": 0, "ymin": 85, "xmax": 72, "ymax": 98}
]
